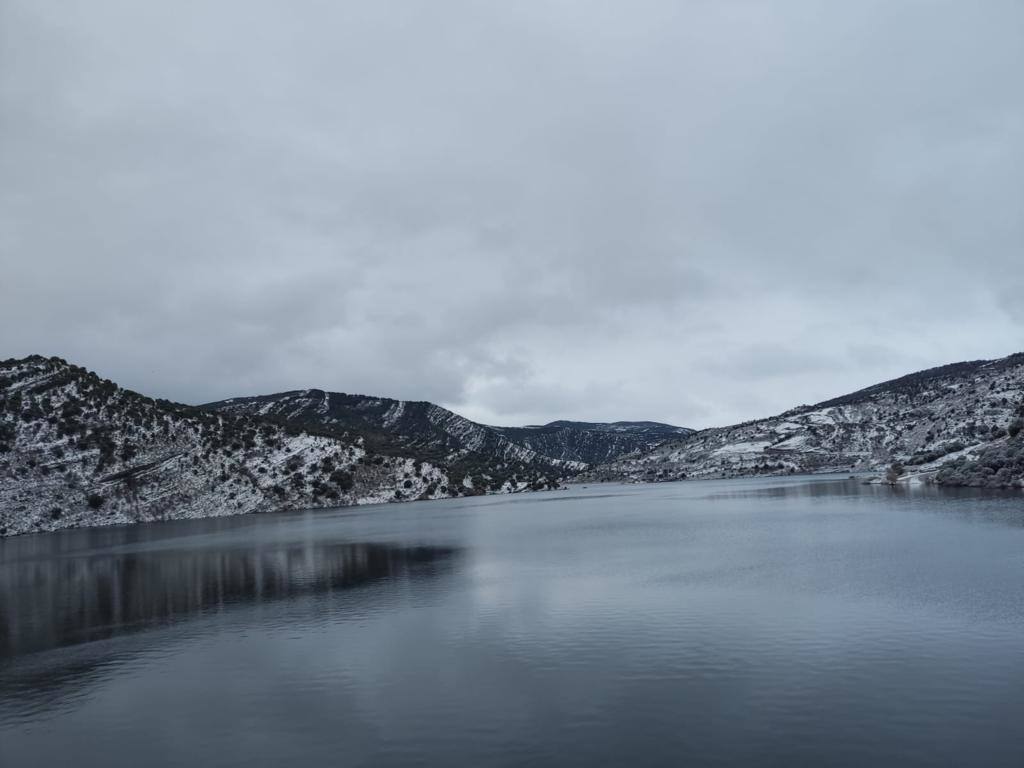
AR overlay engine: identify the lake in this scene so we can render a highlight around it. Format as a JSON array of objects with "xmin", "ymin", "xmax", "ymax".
[{"xmin": 2, "ymin": 476, "xmax": 1024, "ymax": 766}]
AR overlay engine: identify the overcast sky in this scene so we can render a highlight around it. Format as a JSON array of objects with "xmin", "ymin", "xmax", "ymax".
[{"xmin": 2, "ymin": 1, "xmax": 1022, "ymax": 429}]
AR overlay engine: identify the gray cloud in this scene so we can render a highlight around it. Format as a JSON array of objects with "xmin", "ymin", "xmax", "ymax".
[{"xmin": 2, "ymin": 0, "xmax": 1023, "ymax": 428}]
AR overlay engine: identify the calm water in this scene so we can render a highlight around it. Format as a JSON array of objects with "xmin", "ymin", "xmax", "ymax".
[{"xmin": 2, "ymin": 476, "xmax": 1024, "ymax": 767}]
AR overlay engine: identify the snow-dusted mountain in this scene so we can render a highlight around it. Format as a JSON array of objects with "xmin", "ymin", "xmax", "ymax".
[
  {"xmin": 493, "ymin": 420, "xmax": 694, "ymax": 464},
  {"xmin": 0, "ymin": 357, "xmax": 548, "ymax": 537},
  {"xmin": 206, "ymin": 391, "xmax": 691, "ymax": 476},
  {"xmin": 590, "ymin": 353, "xmax": 1024, "ymax": 487},
  {"xmin": 8, "ymin": 349, "xmax": 1019, "ymax": 538},
  {"xmin": 206, "ymin": 390, "xmax": 578, "ymax": 474},
  {"xmin": 1, "ymin": 358, "xmax": 689, "ymax": 536}
]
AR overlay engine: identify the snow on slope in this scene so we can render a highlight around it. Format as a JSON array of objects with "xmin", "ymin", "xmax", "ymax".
[
  {"xmin": 207, "ymin": 390, "xmax": 686, "ymax": 477},
  {"xmin": 590, "ymin": 353, "xmax": 1024, "ymax": 485},
  {"xmin": 0, "ymin": 357, "xmax": 523, "ymax": 537},
  {"xmin": 493, "ymin": 420, "xmax": 694, "ymax": 464}
]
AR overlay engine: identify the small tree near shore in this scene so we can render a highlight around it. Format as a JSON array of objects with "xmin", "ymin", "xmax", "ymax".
[{"xmin": 885, "ymin": 462, "xmax": 904, "ymax": 484}]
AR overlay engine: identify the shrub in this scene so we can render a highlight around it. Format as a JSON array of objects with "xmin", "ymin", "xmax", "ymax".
[
  {"xmin": 885, "ymin": 463, "xmax": 904, "ymax": 484},
  {"xmin": 87, "ymin": 493, "xmax": 104, "ymax": 509},
  {"xmin": 329, "ymin": 469, "xmax": 354, "ymax": 491}
]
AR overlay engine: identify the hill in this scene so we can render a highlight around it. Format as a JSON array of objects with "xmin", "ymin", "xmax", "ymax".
[
  {"xmin": 206, "ymin": 392, "xmax": 691, "ymax": 475},
  {"xmin": 493, "ymin": 420, "xmax": 693, "ymax": 464},
  {"xmin": 590, "ymin": 353, "xmax": 1024, "ymax": 486},
  {"xmin": 0, "ymin": 357, "xmax": 499, "ymax": 536}
]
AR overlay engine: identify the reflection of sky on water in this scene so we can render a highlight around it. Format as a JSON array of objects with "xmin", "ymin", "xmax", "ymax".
[{"xmin": 3, "ymin": 478, "xmax": 1024, "ymax": 767}]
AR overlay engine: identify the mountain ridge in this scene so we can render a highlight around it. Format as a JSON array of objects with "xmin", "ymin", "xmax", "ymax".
[
  {"xmin": 206, "ymin": 391, "xmax": 692, "ymax": 471},
  {"xmin": 0, "ymin": 357, "xmax": 557, "ymax": 537},
  {"xmin": 6, "ymin": 350, "xmax": 1023, "ymax": 539},
  {"xmin": 588, "ymin": 351, "xmax": 1024, "ymax": 487},
  {"xmin": 1, "ymin": 357, "xmax": 691, "ymax": 536}
]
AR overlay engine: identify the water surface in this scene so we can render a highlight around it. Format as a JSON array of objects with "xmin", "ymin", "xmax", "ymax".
[{"xmin": 2, "ymin": 476, "xmax": 1024, "ymax": 766}]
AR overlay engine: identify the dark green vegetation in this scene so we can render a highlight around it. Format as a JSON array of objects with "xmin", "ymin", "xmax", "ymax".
[{"xmin": 934, "ymin": 428, "xmax": 1024, "ymax": 489}]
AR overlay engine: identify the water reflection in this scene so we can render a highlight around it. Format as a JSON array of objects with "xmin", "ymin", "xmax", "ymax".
[
  {"xmin": 4, "ymin": 480, "xmax": 1024, "ymax": 766},
  {"xmin": 699, "ymin": 476, "xmax": 869, "ymax": 500},
  {"xmin": 695, "ymin": 474, "xmax": 1024, "ymax": 528},
  {"xmin": 0, "ymin": 539, "xmax": 460, "ymax": 658},
  {"xmin": 700, "ymin": 475, "xmax": 1017, "ymax": 500}
]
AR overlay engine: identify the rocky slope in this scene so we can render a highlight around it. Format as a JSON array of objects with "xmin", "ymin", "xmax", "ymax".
[
  {"xmin": 207, "ymin": 392, "xmax": 690, "ymax": 476},
  {"xmin": 590, "ymin": 353, "xmax": 1024, "ymax": 486},
  {"xmin": 0, "ymin": 357, "xmax": 535, "ymax": 537}
]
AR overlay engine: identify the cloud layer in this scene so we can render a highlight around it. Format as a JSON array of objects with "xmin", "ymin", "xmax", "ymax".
[{"xmin": 2, "ymin": 1, "xmax": 1022, "ymax": 428}]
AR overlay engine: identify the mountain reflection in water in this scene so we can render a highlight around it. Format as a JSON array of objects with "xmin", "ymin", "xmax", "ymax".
[
  {"xmin": 4, "ymin": 480, "xmax": 1024, "ymax": 766},
  {"xmin": 0, "ymin": 535, "xmax": 460, "ymax": 657}
]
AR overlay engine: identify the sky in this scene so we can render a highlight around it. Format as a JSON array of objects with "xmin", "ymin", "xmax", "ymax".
[{"xmin": 2, "ymin": 1, "xmax": 1023, "ymax": 429}]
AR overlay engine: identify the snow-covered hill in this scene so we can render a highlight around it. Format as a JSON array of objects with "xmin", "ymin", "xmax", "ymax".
[
  {"xmin": 9, "ymin": 349, "xmax": 1018, "ymax": 538},
  {"xmin": 590, "ymin": 353, "xmax": 1024, "ymax": 487},
  {"xmin": 0, "ymin": 357, "xmax": 692, "ymax": 537},
  {"xmin": 0, "ymin": 357, "xmax": 515, "ymax": 537},
  {"xmin": 493, "ymin": 420, "xmax": 693, "ymax": 464},
  {"xmin": 206, "ymin": 392, "xmax": 690, "ymax": 476}
]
